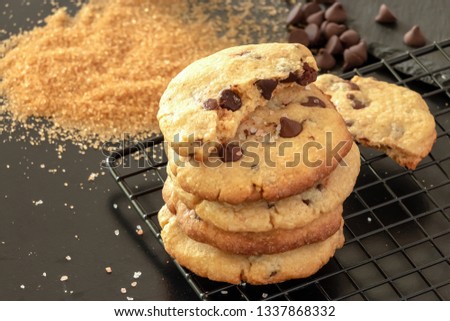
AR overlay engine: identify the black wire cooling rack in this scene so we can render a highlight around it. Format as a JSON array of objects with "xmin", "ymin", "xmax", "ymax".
[{"xmin": 105, "ymin": 40, "xmax": 450, "ymax": 301}]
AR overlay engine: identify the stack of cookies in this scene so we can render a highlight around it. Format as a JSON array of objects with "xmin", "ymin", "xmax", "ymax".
[{"xmin": 157, "ymin": 43, "xmax": 360, "ymax": 285}]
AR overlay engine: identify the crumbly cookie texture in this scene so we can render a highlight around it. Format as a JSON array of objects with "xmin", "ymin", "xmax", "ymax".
[
  {"xmin": 174, "ymin": 200, "xmax": 343, "ymax": 256},
  {"xmin": 165, "ymin": 143, "xmax": 360, "ymax": 232},
  {"xmin": 158, "ymin": 205, "xmax": 344, "ymax": 285},
  {"xmin": 166, "ymin": 84, "xmax": 353, "ymax": 204},
  {"xmin": 315, "ymin": 74, "xmax": 436, "ymax": 169},
  {"xmin": 158, "ymin": 43, "xmax": 318, "ymax": 158}
]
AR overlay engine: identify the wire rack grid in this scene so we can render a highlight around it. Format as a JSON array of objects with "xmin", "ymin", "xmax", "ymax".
[{"xmin": 105, "ymin": 39, "xmax": 450, "ymax": 301}]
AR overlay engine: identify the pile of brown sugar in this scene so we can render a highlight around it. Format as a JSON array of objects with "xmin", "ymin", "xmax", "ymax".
[{"xmin": 0, "ymin": 0, "xmax": 287, "ymax": 146}]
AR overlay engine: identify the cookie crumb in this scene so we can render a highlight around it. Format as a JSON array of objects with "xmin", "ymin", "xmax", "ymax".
[
  {"xmin": 120, "ymin": 288, "xmax": 127, "ymax": 294},
  {"xmin": 113, "ymin": 203, "xmax": 118, "ymax": 209},
  {"xmin": 262, "ymin": 293, "xmax": 268, "ymax": 298},
  {"xmin": 131, "ymin": 281, "xmax": 137, "ymax": 287},
  {"xmin": 114, "ymin": 229, "xmax": 120, "ymax": 236},
  {"xmin": 133, "ymin": 271, "xmax": 142, "ymax": 279},
  {"xmin": 60, "ymin": 275, "xmax": 69, "ymax": 282},
  {"xmin": 88, "ymin": 172, "xmax": 99, "ymax": 181},
  {"xmin": 34, "ymin": 200, "xmax": 43, "ymax": 206},
  {"xmin": 136, "ymin": 225, "xmax": 144, "ymax": 235},
  {"xmin": 220, "ymin": 290, "xmax": 228, "ymax": 295},
  {"xmin": 105, "ymin": 267, "xmax": 112, "ymax": 274},
  {"xmin": 20, "ymin": 284, "xmax": 25, "ymax": 289},
  {"xmin": 65, "ymin": 255, "xmax": 72, "ymax": 261},
  {"xmin": 126, "ymin": 297, "xmax": 134, "ymax": 301},
  {"xmin": 42, "ymin": 272, "xmax": 47, "ymax": 277}
]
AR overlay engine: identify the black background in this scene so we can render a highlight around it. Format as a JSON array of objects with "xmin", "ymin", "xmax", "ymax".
[{"xmin": 1, "ymin": 0, "xmax": 449, "ymax": 300}]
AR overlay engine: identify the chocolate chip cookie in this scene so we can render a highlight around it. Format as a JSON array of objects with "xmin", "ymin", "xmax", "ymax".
[
  {"xmin": 158, "ymin": 43, "xmax": 319, "ymax": 160},
  {"xmin": 165, "ymin": 143, "xmax": 360, "ymax": 232},
  {"xmin": 158, "ymin": 205, "xmax": 345, "ymax": 285},
  {"xmin": 315, "ymin": 74, "xmax": 436, "ymax": 169},
  {"xmin": 166, "ymin": 83, "xmax": 353, "ymax": 204}
]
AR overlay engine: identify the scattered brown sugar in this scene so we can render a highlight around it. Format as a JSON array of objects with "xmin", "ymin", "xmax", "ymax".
[{"xmin": 0, "ymin": 0, "xmax": 287, "ymax": 147}]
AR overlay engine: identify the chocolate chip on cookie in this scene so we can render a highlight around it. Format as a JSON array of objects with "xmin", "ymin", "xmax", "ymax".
[
  {"xmin": 255, "ymin": 79, "xmax": 278, "ymax": 100},
  {"xmin": 298, "ymin": 63, "xmax": 318, "ymax": 85},
  {"xmin": 302, "ymin": 96, "xmax": 326, "ymax": 107},
  {"xmin": 279, "ymin": 117, "xmax": 303, "ymax": 138},
  {"xmin": 203, "ymin": 98, "xmax": 219, "ymax": 110},
  {"xmin": 346, "ymin": 80, "xmax": 360, "ymax": 91},
  {"xmin": 219, "ymin": 89, "xmax": 242, "ymax": 111},
  {"xmin": 347, "ymin": 93, "xmax": 366, "ymax": 109},
  {"xmin": 219, "ymin": 142, "xmax": 243, "ymax": 162}
]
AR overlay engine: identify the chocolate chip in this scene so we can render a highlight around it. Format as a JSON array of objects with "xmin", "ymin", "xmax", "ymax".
[
  {"xmin": 317, "ymin": 183, "xmax": 325, "ymax": 191},
  {"xmin": 280, "ymin": 72, "xmax": 298, "ymax": 83},
  {"xmin": 345, "ymin": 119, "xmax": 354, "ymax": 127},
  {"xmin": 203, "ymin": 98, "xmax": 219, "ymax": 110},
  {"xmin": 286, "ymin": 3, "xmax": 303, "ymax": 25},
  {"xmin": 255, "ymin": 79, "xmax": 278, "ymax": 100},
  {"xmin": 302, "ymin": 199, "xmax": 311, "ymax": 206},
  {"xmin": 305, "ymin": 23, "xmax": 322, "ymax": 47},
  {"xmin": 219, "ymin": 142, "xmax": 243, "ymax": 162},
  {"xmin": 325, "ymin": 35, "xmax": 344, "ymax": 54},
  {"xmin": 339, "ymin": 29, "xmax": 360, "ymax": 48},
  {"xmin": 279, "ymin": 117, "xmax": 303, "ymax": 138},
  {"xmin": 297, "ymin": 63, "xmax": 317, "ymax": 86},
  {"xmin": 316, "ymin": 49, "xmax": 336, "ymax": 71},
  {"xmin": 302, "ymin": 96, "xmax": 326, "ymax": 107},
  {"xmin": 346, "ymin": 80, "xmax": 360, "ymax": 90},
  {"xmin": 306, "ymin": 10, "xmax": 324, "ymax": 26},
  {"xmin": 347, "ymin": 93, "xmax": 366, "ymax": 109},
  {"xmin": 375, "ymin": 4, "xmax": 397, "ymax": 24},
  {"xmin": 302, "ymin": 2, "xmax": 321, "ymax": 20},
  {"xmin": 403, "ymin": 25, "xmax": 426, "ymax": 48},
  {"xmin": 343, "ymin": 41, "xmax": 367, "ymax": 71},
  {"xmin": 288, "ymin": 28, "xmax": 310, "ymax": 47},
  {"xmin": 324, "ymin": 2, "xmax": 347, "ymax": 23},
  {"xmin": 322, "ymin": 21, "xmax": 347, "ymax": 39},
  {"xmin": 219, "ymin": 89, "xmax": 242, "ymax": 111}
]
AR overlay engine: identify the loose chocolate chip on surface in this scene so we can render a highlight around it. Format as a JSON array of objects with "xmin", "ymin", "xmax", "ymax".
[
  {"xmin": 279, "ymin": 117, "xmax": 303, "ymax": 138},
  {"xmin": 325, "ymin": 2, "xmax": 347, "ymax": 23},
  {"xmin": 203, "ymin": 98, "xmax": 219, "ymax": 110},
  {"xmin": 305, "ymin": 23, "xmax": 322, "ymax": 47},
  {"xmin": 316, "ymin": 49, "xmax": 336, "ymax": 71},
  {"xmin": 404, "ymin": 25, "xmax": 426, "ymax": 47},
  {"xmin": 323, "ymin": 22, "xmax": 347, "ymax": 39},
  {"xmin": 339, "ymin": 29, "xmax": 360, "ymax": 48},
  {"xmin": 288, "ymin": 28, "xmax": 310, "ymax": 46},
  {"xmin": 219, "ymin": 89, "xmax": 242, "ymax": 111},
  {"xmin": 286, "ymin": 3, "xmax": 303, "ymax": 25},
  {"xmin": 375, "ymin": 4, "xmax": 397, "ymax": 24},
  {"xmin": 302, "ymin": 2, "xmax": 321, "ymax": 20},
  {"xmin": 219, "ymin": 142, "xmax": 243, "ymax": 162},
  {"xmin": 302, "ymin": 95, "xmax": 327, "ymax": 107},
  {"xmin": 255, "ymin": 79, "xmax": 278, "ymax": 100},
  {"xmin": 343, "ymin": 41, "xmax": 368, "ymax": 70},
  {"xmin": 297, "ymin": 63, "xmax": 317, "ymax": 86},
  {"xmin": 325, "ymin": 35, "xmax": 344, "ymax": 54},
  {"xmin": 347, "ymin": 93, "xmax": 366, "ymax": 109},
  {"xmin": 306, "ymin": 10, "xmax": 324, "ymax": 26}
]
